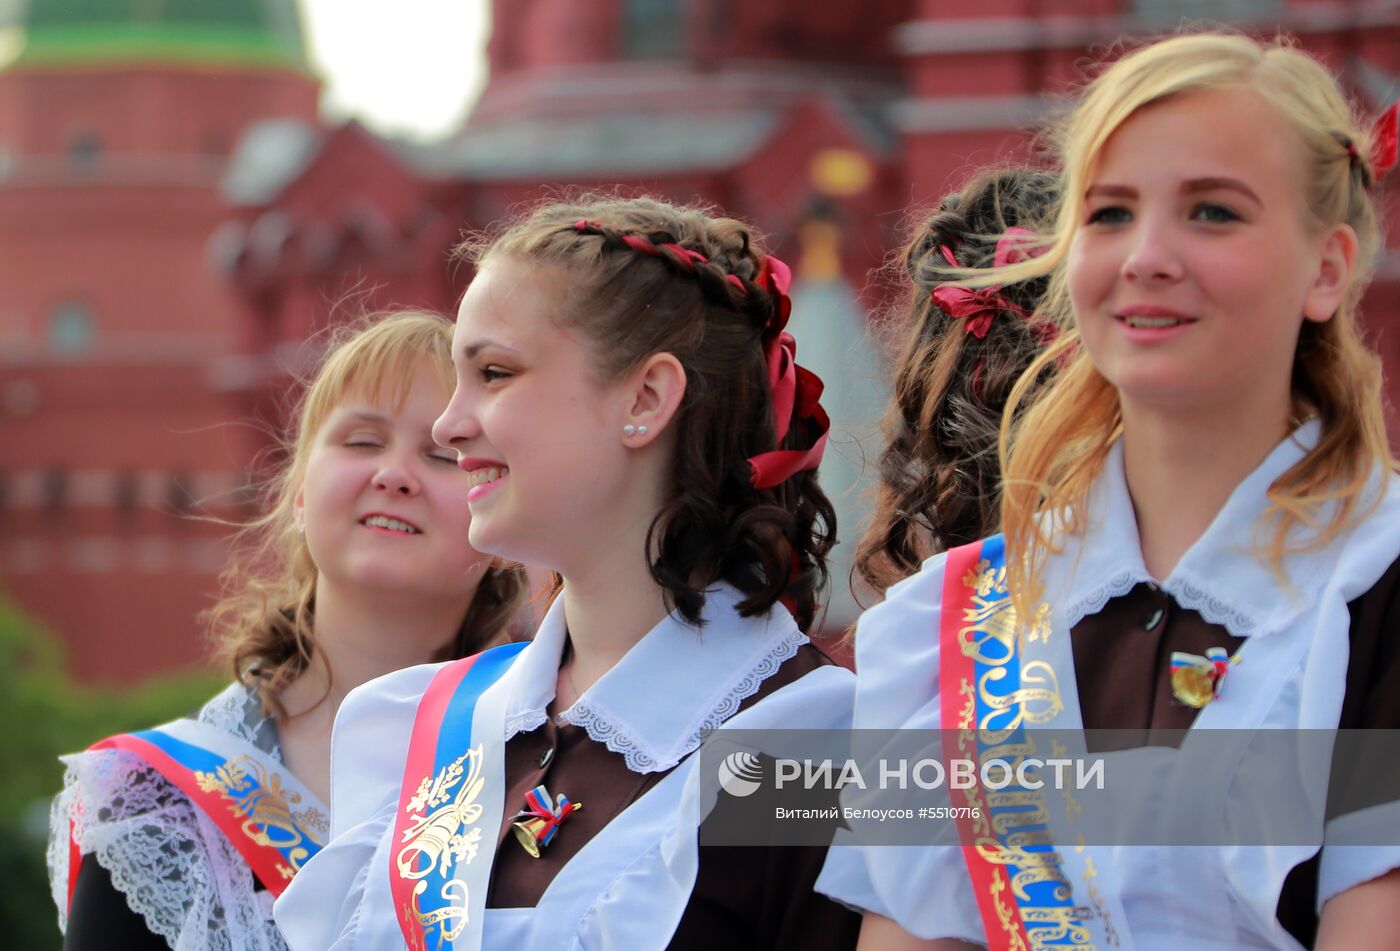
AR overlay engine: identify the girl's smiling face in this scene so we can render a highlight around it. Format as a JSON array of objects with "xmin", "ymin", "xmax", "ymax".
[
  {"xmin": 1067, "ymin": 84, "xmax": 1354, "ymax": 422},
  {"xmin": 296, "ymin": 366, "xmax": 489, "ymax": 600},
  {"xmin": 433, "ymin": 256, "xmax": 640, "ymax": 572}
]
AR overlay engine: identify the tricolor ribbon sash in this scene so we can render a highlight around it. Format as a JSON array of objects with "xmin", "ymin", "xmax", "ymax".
[
  {"xmin": 939, "ymin": 535, "xmax": 1096, "ymax": 950},
  {"xmin": 67, "ymin": 718, "xmax": 328, "ymax": 909},
  {"xmin": 392, "ymin": 642, "xmax": 527, "ymax": 951}
]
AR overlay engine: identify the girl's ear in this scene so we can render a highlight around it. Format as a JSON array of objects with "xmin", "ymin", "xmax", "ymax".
[
  {"xmin": 1302, "ymin": 223, "xmax": 1358, "ymax": 323},
  {"xmin": 620, "ymin": 352, "xmax": 687, "ymax": 446}
]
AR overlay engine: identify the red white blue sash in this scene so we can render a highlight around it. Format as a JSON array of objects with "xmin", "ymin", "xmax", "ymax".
[
  {"xmin": 66, "ymin": 718, "xmax": 328, "ymax": 909},
  {"xmin": 939, "ymin": 535, "xmax": 1100, "ymax": 950},
  {"xmin": 391, "ymin": 642, "xmax": 528, "ymax": 951}
]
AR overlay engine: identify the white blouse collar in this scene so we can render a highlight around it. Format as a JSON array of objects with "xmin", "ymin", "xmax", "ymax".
[
  {"xmin": 500, "ymin": 583, "xmax": 808, "ymax": 773},
  {"xmin": 1057, "ymin": 419, "xmax": 1329, "ymax": 638}
]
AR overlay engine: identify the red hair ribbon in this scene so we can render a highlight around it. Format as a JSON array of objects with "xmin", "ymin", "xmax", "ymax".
[
  {"xmin": 574, "ymin": 220, "xmax": 747, "ymax": 292},
  {"xmin": 572, "ymin": 218, "xmax": 827, "ymax": 489},
  {"xmin": 1371, "ymin": 102, "xmax": 1398, "ymax": 182},
  {"xmin": 746, "ymin": 255, "xmax": 830, "ymax": 489},
  {"xmin": 932, "ymin": 227, "xmax": 1039, "ymax": 338}
]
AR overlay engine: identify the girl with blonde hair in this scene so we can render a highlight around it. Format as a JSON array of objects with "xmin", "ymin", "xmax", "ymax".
[
  {"xmin": 49, "ymin": 312, "xmax": 527, "ymax": 950},
  {"xmin": 818, "ymin": 31, "xmax": 1400, "ymax": 950}
]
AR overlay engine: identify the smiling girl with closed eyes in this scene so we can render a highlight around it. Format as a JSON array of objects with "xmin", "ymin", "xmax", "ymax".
[
  {"xmin": 817, "ymin": 33, "xmax": 1400, "ymax": 951},
  {"xmin": 49, "ymin": 312, "xmax": 526, "ymax": 951}
]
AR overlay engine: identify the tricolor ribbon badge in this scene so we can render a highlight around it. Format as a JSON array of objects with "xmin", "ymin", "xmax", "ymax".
[
  {"xmin": 1170, "ymin": 646, "xmax": 1238, "ymax": 709},
  {"xmin": 510, "ymin": 784, "xmax": 581, "ymax": 858}
]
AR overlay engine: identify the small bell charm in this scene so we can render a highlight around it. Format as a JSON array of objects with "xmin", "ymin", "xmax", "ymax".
[{"xmin": 510, "ymin": 785, "xmax": 581, "ymax": 858}]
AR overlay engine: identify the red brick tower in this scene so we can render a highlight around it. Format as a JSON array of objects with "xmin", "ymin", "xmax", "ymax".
[{"xmin": 0, "ymin": 0, "xmax": 319, "ymax": 680}]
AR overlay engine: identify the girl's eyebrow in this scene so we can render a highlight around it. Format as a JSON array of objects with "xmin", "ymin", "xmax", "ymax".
[
  {"xmin": 1084, "ymin": 179, "xmax": 1262, "ymax": 205},
  {"xmin": 1084, "ymin": 183, "xmax": 1136, "ymax": 200},
  {"xmin": 461, "ymin": 338, "xmax": 520, "ymax": 360},
  {"xmin": 1182, "ymin": 176, "xmax": 1262, "ymax": 205},
  {"xmin": 320, "ymin": 410, "xmax": 388, "ymax": 438}
]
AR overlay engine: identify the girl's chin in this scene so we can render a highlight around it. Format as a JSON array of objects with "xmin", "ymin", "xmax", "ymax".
[
  {"xmin": 1112, "ymin": 378, "xmax": 1244, "ymax": 418},
  {"xmin": 465, "ymin": 522, "xmax": 524, "ymax": 565}
]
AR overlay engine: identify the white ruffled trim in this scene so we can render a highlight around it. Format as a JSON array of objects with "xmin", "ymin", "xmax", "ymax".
[
  {"xmin": 199, "ymin": 681, "xmax": 280, "ymax": 753},
  {"xmin": 46, "ymin": 683, "xmax": 289, "ymax": 951},
  {"xmin": 1167, "ymin": 573, "xmax": 1260, "ymax": 636},
  {"xmin": 1063, "ymin": 570, "xmax": 1142, "ymax": 631},
  {"xmin": 1063, "ymin": 569, "xmax": 1263, "ymax": 638},
  {"xmin": 556, "ymin": 628, "xmax": 806, "ymax": 773},
  {"xmin": 503, "ymin": 708, "xmax": 549, "ymax": 743}
]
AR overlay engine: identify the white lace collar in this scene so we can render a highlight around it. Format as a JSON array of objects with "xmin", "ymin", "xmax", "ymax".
[
  {"xmin": 499, "ymin": 583, "xmax": 807, "ymax": 773},
  {"xmin": 1055, "ymin": 419, "xmax": 1330, "ymax": 638}
]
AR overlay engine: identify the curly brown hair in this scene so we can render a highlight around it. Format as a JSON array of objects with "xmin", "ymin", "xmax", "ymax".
[
  {"xmin": 206, "ymin": 311, "xmax": 528, "ymax": 718},
  {"xmin": 855, "ymin": 168, "xmax": 1060, "ymax": 595},
  {"xmin": 459, "ymin": 195, "xmax": 836, "ymax": 631}
]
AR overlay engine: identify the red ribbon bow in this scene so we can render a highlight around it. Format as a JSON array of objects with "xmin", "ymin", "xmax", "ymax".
[
  {"xmin": 932, "ymin": 227, "xmax": 1039, "ymax": 338},
  {"xmin": 571, "ymin": 218, "xmax": 828, "ymax": 490},
  {"xmin": 746, "ymin": 255, "xmax": 830, "ymax": 489},
  {"xmin": 1371, "ymin": 102, "xmax": 1398, "ymax": 182},
  {"xmin": 931, "ymin": 287, "xmax": 1018, "ymax": 339}
]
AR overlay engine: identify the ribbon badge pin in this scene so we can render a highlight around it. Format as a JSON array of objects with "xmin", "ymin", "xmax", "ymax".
[
  {"xmin": 1170, "ymin": 646, "xmax": 1240, "ymax": 709},
  {"xmin": 510, "ymin": 785, "xmax": 581, "ymax": 858}
]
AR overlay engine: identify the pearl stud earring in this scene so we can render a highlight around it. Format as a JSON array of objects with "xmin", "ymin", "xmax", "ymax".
[
  {"xmin": 623, "ymin": 424, "xmax": 637, "ymax": 437},
  {"xmin": 637, "ymin": 425, "xmax": 648, "ymax": 436}
]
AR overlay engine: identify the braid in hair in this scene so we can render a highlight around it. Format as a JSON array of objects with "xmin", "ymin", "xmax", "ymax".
[{"xmin": 856, "ymin": 168, "xmax": 1060, "ymax": 596}]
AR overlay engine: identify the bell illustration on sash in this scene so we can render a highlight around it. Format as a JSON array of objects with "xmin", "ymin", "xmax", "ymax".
[{"xmin": 510, "ymin": 784, "xmax": 581, "ymax": 858}]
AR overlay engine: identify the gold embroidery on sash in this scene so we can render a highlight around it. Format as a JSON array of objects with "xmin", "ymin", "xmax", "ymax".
[
  {"xmin": 1061, "ymin": 785, "xmax": 1118, "ymax": 947},
  {"xmin": 974, "ymin": 840, "xmax": 1064, "ymax": 869},
  {"xmin": 957, "ymin": 560, "xmax": 1062, "ymax": 741},
  {"xmin": 396, "ymin": 746, "xmax": 489, "ymax": 944},
  {"xmin": 1011, "ymin": 865, "xmax": 1072, "ymax": 902},
  {"xmin": 990, "ymin": 869, "xmax": 1030, "ymax": 951},
  {"xmin": 1080, "ymin": 853, "xmax": 1119, "ymax": 947},
  {"xmin": 956, "ymin": 551, "xmax": 1113, "ymax": 949},
  {"xmin": 195, "ymin": 755, "xmax": 322, "ymax": 871},
  {"xmin": 958, "ymin": 678, "xmax": 977, "ymax": 730},
  {"xmin": 1020, "ymin": 903, "xmax": 1095, "ymax": 948},
  {"xmin": 976, "ymin": 662, "xmax": 1063, "ymax": 736}
]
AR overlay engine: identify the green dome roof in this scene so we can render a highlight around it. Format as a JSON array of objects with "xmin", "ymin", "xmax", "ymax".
[{"xmin": 16, "ymin": 0, "xmax": 309, "ymax": 70}]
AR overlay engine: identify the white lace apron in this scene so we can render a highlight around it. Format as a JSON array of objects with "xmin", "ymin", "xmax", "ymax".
[{"xmin": 47, "ymin": 683, "xmax": 293, "ymax": 951}]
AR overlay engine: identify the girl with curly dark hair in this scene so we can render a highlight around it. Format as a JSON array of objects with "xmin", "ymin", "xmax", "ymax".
[
  {"xmin": 276, "ymin": 196, "xmax": 859, "ymax": 951},
  {"xmin": 856, "ymin": 167, "xmax": 1060, "ymax": 597}
]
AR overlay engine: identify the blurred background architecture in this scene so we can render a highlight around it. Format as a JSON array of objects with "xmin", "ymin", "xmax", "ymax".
[{"xmin": 2, "ymin": 0, "xmax": 1398, "ymax": 683}]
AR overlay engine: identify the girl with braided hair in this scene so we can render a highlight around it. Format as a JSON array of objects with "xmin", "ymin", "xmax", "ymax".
[
  {"xmin": 856, "ymin": 167, "xmax": 1059, "ymax": 597},
  {"xmin": 819, "ymin": 32, "xmax": 1400, "ymax": 951},
  {"xmin": 275, "ymin": 196, "xmax": 860, "ymax": 950}
]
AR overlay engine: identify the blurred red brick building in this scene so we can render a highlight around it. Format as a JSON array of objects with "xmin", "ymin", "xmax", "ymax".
[
  {"xmin": 0, "ymin": 0, "xmax": 318, "ymax": 679},
  {"xmin": 3, "ymin": 0, "xmax": 1397, "ymax": 681}
]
